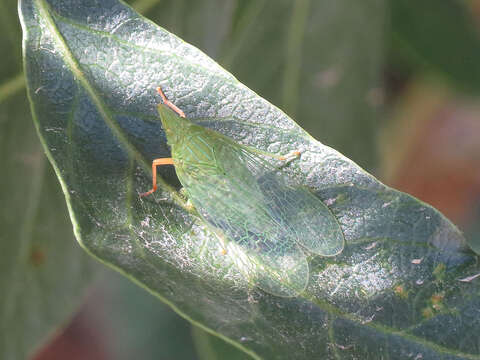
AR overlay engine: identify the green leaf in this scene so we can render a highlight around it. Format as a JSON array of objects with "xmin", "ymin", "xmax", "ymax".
[
  {"xmin": 0, "ymin": 2, "xmax": 97, "ymax": 359},
  {"xmin": 20, "ymin": 0, "xmax": 479, "ymax": 359},
  {"xmin": 192, "ymin": 325, "xmax": 251, "ymax": 360},
  {"xmin": 389, "ymin": 0, "xmax": 480, "ymax": 93}
]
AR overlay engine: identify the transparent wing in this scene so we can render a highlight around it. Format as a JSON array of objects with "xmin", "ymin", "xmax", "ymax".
[
  {"xmin": 180, "ymin": 161, "xmax": 309, "ymax": 297},
  {"xmin": 233, "ymin": 143, "xmax": 345, "ymax": 257},
  {"xmin": 255, "ymin": 167, "xmax": 345, "ymax": 257},
  {"xmin": 176, "ymin": 136, "xmax": 343, "ymax": 296}
]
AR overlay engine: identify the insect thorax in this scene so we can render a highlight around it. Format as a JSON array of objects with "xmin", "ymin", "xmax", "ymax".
[{"xmin": 172, "ymin": 129, "xmax": 224, "ymax": 176}]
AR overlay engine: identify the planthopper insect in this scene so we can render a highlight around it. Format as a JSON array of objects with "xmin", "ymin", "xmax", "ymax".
[{"xmin": 141, "ymin": 87, "xmax": 345, "ymax": 297}]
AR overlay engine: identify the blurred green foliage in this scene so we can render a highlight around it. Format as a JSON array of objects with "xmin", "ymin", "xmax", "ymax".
[{"xmin": 389, "ymin": 0, "xmax": 480, "ymax": 94}]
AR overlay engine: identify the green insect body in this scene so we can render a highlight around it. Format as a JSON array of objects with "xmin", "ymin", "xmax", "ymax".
[{"xmin": 157, "ymin": 103, "xmax": 344, "ymax": 297}]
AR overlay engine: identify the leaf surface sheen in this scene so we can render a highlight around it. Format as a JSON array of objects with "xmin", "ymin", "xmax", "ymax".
[
  {"xmin": 20, "ymin": 0, "xmax": 480, "ymax": 359},
  {"xmin": 0, "ymin": 1, "xmax": 97, "ymax": 359}
]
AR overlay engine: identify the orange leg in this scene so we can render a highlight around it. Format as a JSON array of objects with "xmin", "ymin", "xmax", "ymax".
[
  {"xmin": 157, "ymin": 87, "xmax": 186, "ymax": 118},
  {"xmin": 141, "ymin": 87, "xmax": 186, "ymax": 198},
  {"xmin": 140, "ymin": 158, "xmax": 175, "ymax": 197}
]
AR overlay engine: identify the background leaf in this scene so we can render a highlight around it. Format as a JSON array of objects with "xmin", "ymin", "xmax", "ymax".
[
  {"xmin": 20, "ymin": 1, "xmax": 480, "ymax": 360},
  {"xmin": 0, "ymin": 2, "xmax": 98, "ymax": 359},
  {"xmin": 389, "ymin": 0, "xmax": 480, "ymax": 94}
]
